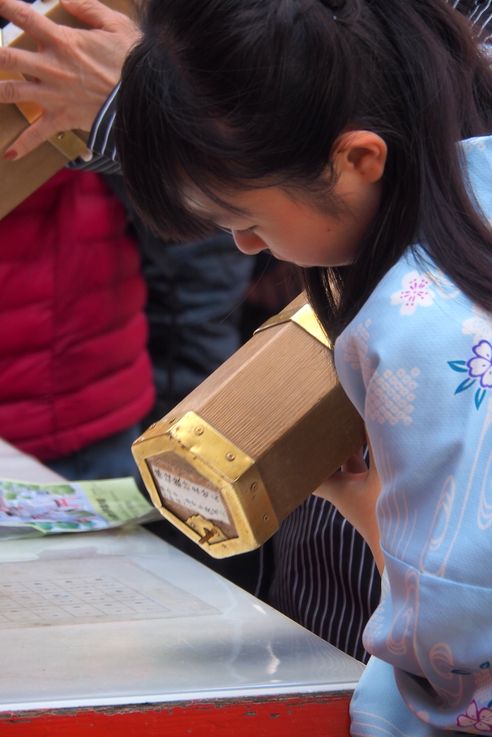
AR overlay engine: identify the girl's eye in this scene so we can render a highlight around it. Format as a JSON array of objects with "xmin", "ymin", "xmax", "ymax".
[
  {"xmin": 238, "ymin": 226, "xmax": 256, "ymax": 234},
  {"xmin": 217, "ymin": 225, "xmax": 256, "ymax": 235}
]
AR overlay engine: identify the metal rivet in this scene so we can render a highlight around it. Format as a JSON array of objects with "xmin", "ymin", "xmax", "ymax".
[
  {"xmin": 263, "ymin": 514, "xmax": 269, "ymax": 521},
  {"xmin": 250, "ymin": 482, "xmax": 258, "ymax": 492},
  {"xmin": 225, "ymin": 452, "xmax": 236, "ymax": 462},
  {"xmin": 194, "ymin": 426, "xmax": 204, "ymax": 436},
  {"xmin": 56, "ymin": 132, "xmax": 64, "ymax": 140}
]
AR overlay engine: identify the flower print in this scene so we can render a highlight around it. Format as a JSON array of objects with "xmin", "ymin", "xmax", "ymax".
[
  {"xmin": 448, "ymin": 339, "xmax": 492, "ymax": 410},
  {"xmin": 462, "ymin": 306, "xmax": 492, "ymax": 344},
  {"xmin": 461, "ymin": 138, "xmax": 487, "ymax": 154},
  {"xmin": 457, "ymin": 700, "xmax": 492, "ymax": 732},
  {"xmin": 391, "ymin": 271, "xmax": 435, "ymax": 315},
  {"xmin": 467, "ymin": 341, "xmax": 492, "ymax": 389}
]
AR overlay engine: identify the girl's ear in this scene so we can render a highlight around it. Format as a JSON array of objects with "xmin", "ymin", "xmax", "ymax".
[{"xmin": 332, "ymin": 130, "xmax": 388, "ymax": 184}]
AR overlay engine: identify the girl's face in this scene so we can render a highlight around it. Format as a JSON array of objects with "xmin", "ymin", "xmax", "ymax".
[
  {"xmin": 185, "ymin": 131, "xmax": 387, "ymax": 268},
  {"xmin": 186, "ymin": 183, "xmax": 380, "ymax": 268}
]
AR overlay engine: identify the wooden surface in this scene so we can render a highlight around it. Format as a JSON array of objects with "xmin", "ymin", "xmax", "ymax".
[{"xmin": 0, "ymin": 103, "xmax": 67, "ymax": 219}]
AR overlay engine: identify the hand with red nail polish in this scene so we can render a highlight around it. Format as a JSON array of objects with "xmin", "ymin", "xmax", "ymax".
[{"xmin": 0, "ymin": 0, "xmax": 141, "ymax": 159}]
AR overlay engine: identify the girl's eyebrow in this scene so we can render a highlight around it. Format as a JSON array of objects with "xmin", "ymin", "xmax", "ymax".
[
  {"xmin": 183, "ymin": 190, "xmax": 254, "ymax": 219},
  {"xmin": 202, "ymin": 200, "xmax": 254, "ymax": 219},
  {"xmin": 194, "ymin": 205, "xmax": 254, "ymax": 223}
]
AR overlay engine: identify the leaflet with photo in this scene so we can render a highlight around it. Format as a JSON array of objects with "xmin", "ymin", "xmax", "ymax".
[{"xmin": 0, "ymin": 477, "xmax": 157, "ymax": 540}]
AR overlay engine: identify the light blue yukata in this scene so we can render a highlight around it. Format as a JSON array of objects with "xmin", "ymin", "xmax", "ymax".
[{"xmin": 334, "ymin": 135, "xmax": 492, "ymax": 737}]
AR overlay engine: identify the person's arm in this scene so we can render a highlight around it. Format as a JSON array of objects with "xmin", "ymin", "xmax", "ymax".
[
  {"xmin": 313, "ymin": 445, "xmax": 384, "ymax": 574},
  {"xmin": 0, "ymin": 0, "xmax": 139, "ymax": 160}
]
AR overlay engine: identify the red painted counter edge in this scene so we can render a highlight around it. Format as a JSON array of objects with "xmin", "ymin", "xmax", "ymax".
[{"xmin": 0, "ymin": 691, "xmax": 353, "ymax": 737}]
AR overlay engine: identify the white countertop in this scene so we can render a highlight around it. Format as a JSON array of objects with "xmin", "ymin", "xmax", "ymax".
[{"xmin": 0, "ymin": 440, "xmax": 363, "ymax": 712}]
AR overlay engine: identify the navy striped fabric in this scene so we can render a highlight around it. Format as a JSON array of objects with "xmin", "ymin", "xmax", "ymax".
[
  {"xmin": 262, "ymin": 496, "xmax": 380, "ymax": 663},
  {"xmin": 453, "ymin": 0, "xmax": 492, "ymax": 39}
]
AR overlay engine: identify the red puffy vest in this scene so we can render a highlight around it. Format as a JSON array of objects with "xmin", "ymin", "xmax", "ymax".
[{"xmin": 0, "ymin": 169, "xmax": 155, "ymax": 460}]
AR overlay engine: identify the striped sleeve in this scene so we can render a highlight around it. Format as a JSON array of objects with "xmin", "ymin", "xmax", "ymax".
[
  {"xmin": 452, "ymin": 0, "xmax": 492, "ymax": 38},
  {"xmin": 70, "ymin": 84, "xmax": 121, "ymax": 173}
]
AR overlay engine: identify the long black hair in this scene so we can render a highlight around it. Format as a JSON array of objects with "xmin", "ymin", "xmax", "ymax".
[{"xmin": 115, "ymin": 0, "xmax": 492, "ymax": 338}]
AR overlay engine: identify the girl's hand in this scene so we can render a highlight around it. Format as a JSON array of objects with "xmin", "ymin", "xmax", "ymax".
[
  {"xmin": 314, "ymin": 446, "xmax": 384, "ymax": 573},
  {"xmin": 0, "ymin": 0, "xmax": 141, "ymax": 159}
]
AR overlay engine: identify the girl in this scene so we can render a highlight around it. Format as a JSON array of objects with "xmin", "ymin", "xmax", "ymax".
[{"xmin": 114, "ymin": 1, "xmax": 492, "ymax": 734}]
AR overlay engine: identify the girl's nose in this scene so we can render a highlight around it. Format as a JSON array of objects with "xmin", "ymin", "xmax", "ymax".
[{"xmin": 232, "ymin": 230, "xmax": 265, "ymax": 255}]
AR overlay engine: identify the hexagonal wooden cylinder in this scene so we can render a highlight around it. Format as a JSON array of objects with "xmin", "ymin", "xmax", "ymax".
[{"xmin": 133, "ymin": 294, "xmax": 365, "ymax": 558}]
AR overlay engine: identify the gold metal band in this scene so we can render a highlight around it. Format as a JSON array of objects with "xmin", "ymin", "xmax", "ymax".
[
  {"xmin": 254, "ymin": 297, "xmax": 332, "ymax": 349},
  {"xmin": 168, "ymin": 411, "xmax": 258, "ymax": 481},
  {"xmin": 132, "ymin": 411, "xmax": 279, "ymax": 557},
  {"xmin": 46, "ymin": 129, "xmax": 91, "ymax": 161}
]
